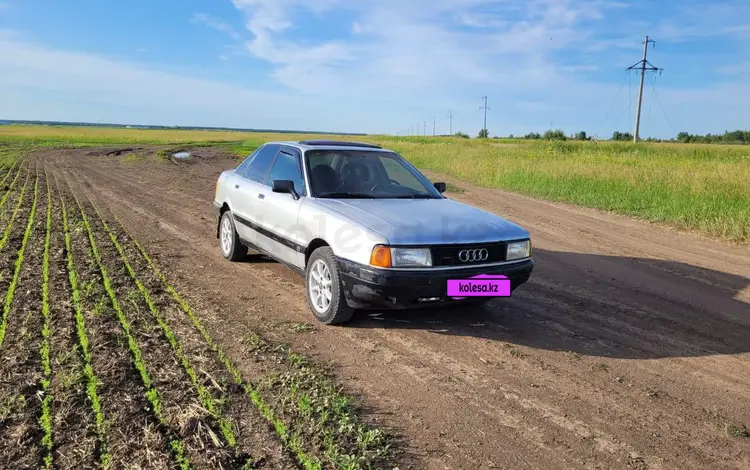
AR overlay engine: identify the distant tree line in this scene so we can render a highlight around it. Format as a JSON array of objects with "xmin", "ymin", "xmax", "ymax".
[
  {"xmin": 466, "ymin": 128, "xmax": 750, "ymax": 144},
  {"xmin": 674, "ymin": 130, "xmax": 750, "ymax": 144}
]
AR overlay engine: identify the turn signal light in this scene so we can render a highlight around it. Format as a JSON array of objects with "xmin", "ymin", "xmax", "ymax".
[{"xmin": 369, "ymin": 245, "xmax": 392, "ymax": 268}]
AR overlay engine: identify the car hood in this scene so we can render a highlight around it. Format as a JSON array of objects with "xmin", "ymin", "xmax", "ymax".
[{"xmin": 314, "ymin": 197, "xmax": 530, "ymax": 245}]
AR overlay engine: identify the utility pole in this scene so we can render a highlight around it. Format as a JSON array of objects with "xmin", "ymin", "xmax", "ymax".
[
  {"xmin": 433, "ymin": 117, "xmax": 436, "ymax": 136},
  {"xmin": 479, "ymin": 96, "xmax": 490, "ymax": 137},
  {"xmin": 423, "ymin": 121, "xmax": 427, "ymax": 136},
  {"xmin": 627, "ymin": 36, "xmax": 662, "ymax": 142},
  {"xmin": 447, "ymin": 109, "xmax": 454, "ymax": 135}
]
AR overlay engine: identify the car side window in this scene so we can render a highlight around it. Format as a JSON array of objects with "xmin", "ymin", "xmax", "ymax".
[
  {"xmin": 235, "ymin": 147, "xmax": 260, "ymax": 175},
  {"xmin": 266, "ymin": 151, "xmax": 306, "ymax": 196},
  {"xmin": 242, "ymin": 144, "xmax": 280, "ymax": 183}
]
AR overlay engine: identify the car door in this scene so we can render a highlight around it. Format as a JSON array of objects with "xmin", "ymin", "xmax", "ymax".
[
  {"xmin": 228, "ymin": 143, "xmax": 280, "ymax": 245},
  {"xmin": 254, "ymin": 147, "xmax": 307, "ymax": 268}
]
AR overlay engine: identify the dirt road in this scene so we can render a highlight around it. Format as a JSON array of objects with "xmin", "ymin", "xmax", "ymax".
[{"xmin": 42, "ymin": 146, "xmax": 750, "ymax": 470}]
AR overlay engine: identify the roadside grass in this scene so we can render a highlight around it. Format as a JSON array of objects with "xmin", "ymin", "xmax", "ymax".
[
  {"xmin": 233, "ymin": 134, "xmax": 750, "ymax": 243},
  {"xmin": 445, "ymin": 182, "xmax": 466, "ymax": 194},
  {"xmin": 377, "ymin": 138, "xmax": 750, "ymax": 243},
  {"xmin": 4, "ymin": 125, "xmax": 749, "ymax": 243},
  {"xmin": 725, "ymin": 423, "xmax": 750, "ymax": 438},
  {"xmin": 0, "ymin": 125, "xmax": 346, "ymax": 147},
  {"xmin": 122, "ymin": 153, "xmax": 141, "ymax": 164}
]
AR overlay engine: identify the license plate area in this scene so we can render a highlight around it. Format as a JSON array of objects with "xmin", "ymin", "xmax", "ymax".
[{"xmin": 446, "ymin": 274, "xmax": 511, "ymax": 299}]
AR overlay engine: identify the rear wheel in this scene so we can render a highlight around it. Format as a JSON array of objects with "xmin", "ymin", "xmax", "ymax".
[
  {"xmin": 219, "ymin": 211, "xmax": 247, "ymax": 261},
  {"xmin": 305, "ymin": 247, "xmax": 354, "ymax": 325}
]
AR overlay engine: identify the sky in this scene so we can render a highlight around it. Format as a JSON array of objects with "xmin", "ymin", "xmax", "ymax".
[{"xmin": 0, "ymin": 0, "xmax": 748, "ymax": 138}]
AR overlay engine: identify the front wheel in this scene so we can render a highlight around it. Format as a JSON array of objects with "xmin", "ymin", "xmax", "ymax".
[
  {"xmin": 305, "ymin": 247, "xmax": 354, "ymax": 325},
  {"xmin": 219, "ymin": 211, "xmax": 247, "ymax": 261}
]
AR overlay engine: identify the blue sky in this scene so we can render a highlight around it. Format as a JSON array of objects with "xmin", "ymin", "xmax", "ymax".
[{"xmin": 0, "ymin": 0, "xmax": 748, "ymax": 138}]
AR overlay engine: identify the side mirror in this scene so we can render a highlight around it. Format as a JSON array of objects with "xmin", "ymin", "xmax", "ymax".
[
  {"xmin": 433, "ymin": 182, "xmax": 447, "ymax": 193},
  {"xmin": 272, "ymin": 179, "xmax": 299, "ymax": 200}
]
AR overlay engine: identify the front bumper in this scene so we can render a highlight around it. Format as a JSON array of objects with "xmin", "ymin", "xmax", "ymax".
[{"xmin": 337, "ymin": 257, "xmax": 534, "ymax": 310}]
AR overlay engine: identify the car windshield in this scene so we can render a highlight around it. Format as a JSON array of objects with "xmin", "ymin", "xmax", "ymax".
[{"xmin": 305, "ymin": 150, "xmax": 443, "ymax": 199}]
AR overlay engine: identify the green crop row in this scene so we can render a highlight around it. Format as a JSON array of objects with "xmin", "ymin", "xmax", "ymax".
[
  {"xmin": 73, "ymin": 180, "xmax": 240, "ymax": 451},
  {"xmin": 0, "ymin": 170, "xmax": 29, "ymax": 251},
  {"xmin": 65, "ymin": 183, "xmax": 191, "ymax": 470},
  {"xmin": 106, "ymin": 211, "xmax": 325, "ymax": 470},
  {"xmin": 39, "ymin": 172, "xmax": 53, "ymax": 469},
  {"xmin": 56, "ymin": 173, "xmax": 111, "ymax": 467},
  {"xmin": 0, "ymin": 156, "xmax": 21, "ymax": 192},
  {"xmin": 0, "ymin": 172, "xmax": 38, "ymax": 350}
]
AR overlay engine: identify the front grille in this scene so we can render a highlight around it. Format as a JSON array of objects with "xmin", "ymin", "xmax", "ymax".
[{"xmin": 430, "ymin": 241, "xmax": 507, "ymax": 267}]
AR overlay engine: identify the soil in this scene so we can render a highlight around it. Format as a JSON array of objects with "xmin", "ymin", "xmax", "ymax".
[{"xmin": 24, "ymin": 145, "xmax": 750, "ymax": 469}]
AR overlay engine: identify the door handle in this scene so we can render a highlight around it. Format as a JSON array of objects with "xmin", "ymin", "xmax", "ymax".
[
  {"xmin": 258, "ymin": 193, "xmax": 265, "ymax": 200},
  {"xmin": 234, "ymin": 184, "xmax": 239, "ymax": 189}
]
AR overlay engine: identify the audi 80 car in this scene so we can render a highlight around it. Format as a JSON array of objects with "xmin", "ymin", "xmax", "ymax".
[{"xmin": 213, "ymin": 140, "xmax": 534, "ymax": 325}]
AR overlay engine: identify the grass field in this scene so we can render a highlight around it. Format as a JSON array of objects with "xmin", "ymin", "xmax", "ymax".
[{"xmin": 2, "ymin": 124, "xmax": 749, "ymax": 243}]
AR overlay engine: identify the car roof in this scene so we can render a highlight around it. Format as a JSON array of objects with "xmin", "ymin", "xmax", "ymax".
[{"xmin": 264, "ymin": 139, "xmax": 390, "ymax": 153}]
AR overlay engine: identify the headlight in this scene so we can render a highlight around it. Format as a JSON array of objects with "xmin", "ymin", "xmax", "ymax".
[
  {"xmin": 392, "ymin": 247, "xmax": 432, "ymax": 267},
  {"xmin": 507, "ymin": 240, "xmax": 531, "ymax": 260},
  {"xmin": 369, "ymin": 246, "xmax": 432, "ymax": 268}
]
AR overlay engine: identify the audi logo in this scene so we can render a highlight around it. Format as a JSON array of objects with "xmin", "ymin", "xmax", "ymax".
[{"xmin": 458, "ymin": 248, "xmax": 489, "ymax": 263}]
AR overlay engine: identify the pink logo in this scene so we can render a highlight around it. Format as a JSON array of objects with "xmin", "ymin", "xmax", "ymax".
[{"xmin": 447, "ymin": 274, "xmax": 511, "ymax": 299}]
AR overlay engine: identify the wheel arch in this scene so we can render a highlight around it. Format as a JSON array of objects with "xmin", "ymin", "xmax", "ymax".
[
  {"xmin": 216, "ymin": 202, "xmax": 231, "ymax": 239},
  {"xmin": 305, "ymin": 238, "xmax": 330, "ymax": 267}
]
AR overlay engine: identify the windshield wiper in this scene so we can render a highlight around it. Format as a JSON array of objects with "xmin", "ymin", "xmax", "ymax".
[
  {"xmin": 392, "ymin": 194, "xmax": 436, "ymax": 199},
  {"xmin": 317, "ymin": 192, "xmax": 376, "ymax": 199}
]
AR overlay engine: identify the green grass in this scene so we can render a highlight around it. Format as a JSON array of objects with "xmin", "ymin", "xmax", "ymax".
[
  {"xmin": 4, "ymin": 125, "xmax": 749, "ymax": 243},
  {"xmin": 224, "ymin": 134, "xmax": 750, "ymax": 243},
  {"xmin": 725, "ymin": 423, "xmax": 750, "ymax": 438},
  {"xmin": 122, "ymin": 153, "xmax": 141, "ymax": 164},
  {"xmin": 370, "ymin": 138, "xmax": 750, "ymax": 243}
]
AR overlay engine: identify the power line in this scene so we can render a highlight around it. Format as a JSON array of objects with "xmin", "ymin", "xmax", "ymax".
[
  {"xmin": 626, "ymin": 35, "xmax": 663, "ymax": 142},
  {"xmin": 596, "ymin": 71, "xmax": 629, "ymax": 139},
  {"xmin": 647, "ymin": 73, "xmax": 656, "ymax": 134},
  {"xmin": 651, "ymin": 78, "xmax": 676, "ymax": 136}
]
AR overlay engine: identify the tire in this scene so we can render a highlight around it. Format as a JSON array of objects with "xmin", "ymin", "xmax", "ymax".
[
  {"xmin": 305, "ymin": 247, "xmax": 354, "ymax": 325},
  {"xmin": 219, "ymin": 211, "xmax": 247, "ymax": 261}
]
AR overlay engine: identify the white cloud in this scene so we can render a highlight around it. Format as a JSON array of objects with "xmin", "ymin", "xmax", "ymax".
[
  {"xmin": 0, "ymin": 38, "xmax": 305, "ymax": 128},
  {"xmin": 2, "ymin": 1, "xmax": 750, "ymax": 138},
  {"xmin": 191, "ymin": 13, "xmax": 242, "ymax": 40}
]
